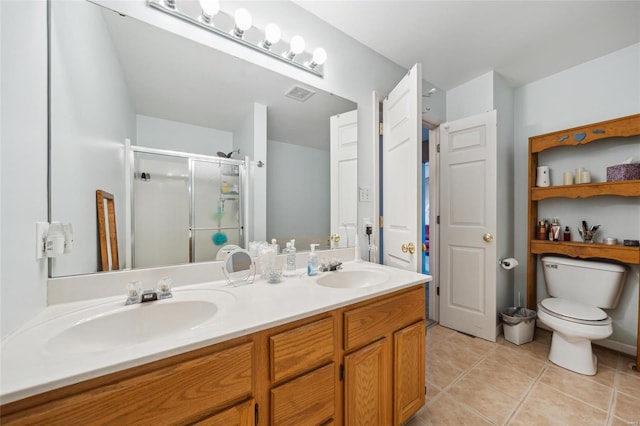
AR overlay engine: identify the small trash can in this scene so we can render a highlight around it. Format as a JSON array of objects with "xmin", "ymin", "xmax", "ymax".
[{"xmin": 500, "ymin": 307, "xmax": 537, "ymax": 345}]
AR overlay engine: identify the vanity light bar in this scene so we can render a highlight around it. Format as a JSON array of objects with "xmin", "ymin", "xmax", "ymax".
[{"xmin": 147, "ymin": 0, "xmax": 325, "ymax": 77}]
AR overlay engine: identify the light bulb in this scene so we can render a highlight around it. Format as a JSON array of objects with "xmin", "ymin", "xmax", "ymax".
[
  {"xmin": 263, "ymin": 23, "xmax": 281, "ymax": 49},
  {"xmin": 286, "ymin": 35, "xmax": 305, "ymax": 60},
  {"xmin": 199, "ymin": 0, "xmax": 219, "ymax": 23},
  {"xmin": 233, "ymin": 8, "xmax": 252, "ymax": 37},
  {"xmin": 309, "ymin": 47, "xmax": 327, "ymax": 68}
]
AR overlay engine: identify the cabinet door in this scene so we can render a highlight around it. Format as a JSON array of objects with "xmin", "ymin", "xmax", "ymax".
[
  {"xmin": 194, "ymin": 399, "xmax": 255, "ymax": 426},
  {"xmin": 394, "ymin": 321, "xmax": 425, "ymax": 425},
  {"xmin": 271, "ymin": 363, "xmax": 334, "ymax": 426},
  {"xmin": 344, "ymin": 338, "xmax": 390, "ymax": 426}
]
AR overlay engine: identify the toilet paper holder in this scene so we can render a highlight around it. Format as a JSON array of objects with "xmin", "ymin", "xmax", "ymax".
[{"xmin": 498, "ymin": 258, "xmax": 519, "ymax": 269}]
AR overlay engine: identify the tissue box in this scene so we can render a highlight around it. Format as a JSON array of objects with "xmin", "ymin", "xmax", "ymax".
[{"xmin": 606, "ymin": 163, "xmax": 640, "ymax": 182}]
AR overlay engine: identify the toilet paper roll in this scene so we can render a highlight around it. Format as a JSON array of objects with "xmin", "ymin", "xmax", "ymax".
[{"xmin": 500, "ymin": 258, "xmax": 519, "ymax": 270}]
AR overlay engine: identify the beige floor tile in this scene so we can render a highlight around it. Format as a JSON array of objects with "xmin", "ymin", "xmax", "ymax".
[
  {"xmin": 464, "ymin": 357, "xmax": 536, "ymax": 400},
  {"xmin": 539, "ymin": 364, "xmax": 614, "ymax": 411},
  {"xmin": 428, "ymin": 339, "xmax": 485, "ymax": 371},
  {"xmin": 426, "ymin": 325, "xmax": 457, "ymax": 347},
  {"xmin": 426, "ymin": 355, "xmax": 465, "ymax": 389},
  {"xmin": 618, "ymin": 357, "xmax": 640, "ymax": 378},
  {"xmin": 502, "ymin": 339, "xmax": 551, "ymax": 362},
  {"xmin": 587, "ymin": 365, "xmax": 617, "ymax": 388},
  {"xmin": 616, "ymin": 370, "xmax": 640, "ymax": 397},
  {"xmin": 593, "ymin": 345, "xmax": 621, "ymax": 369},
  {"xmin": 613, "ymin": 391, "xmax": 640, "ymax": 424},
  {"xmin": 485, "ymin": 344, "xmax": 547, "ymax": 379},
  {"xmin": 609, "ymin": 416, "xmax": 638, "ymax": 426},
  {"xmin": 446, "ymin": 373, "xmax": 521, "ymax": 425},
  {"xmin": 448, "ymin": 332, "xmax": 497, "ymax": 356},
  {"xmin": 425, "ymin": 381, "xmax": 441, "ymax": 403},
  {"xmin": 416, "ymin": 394, "xmax": 494, "ymax": 426},
  {"xmin": 510, "ymin": 382, "xmax": 608, "ymax": 426}
]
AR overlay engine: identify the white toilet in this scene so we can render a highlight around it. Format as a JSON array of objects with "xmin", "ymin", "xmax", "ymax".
[{"xmin": 537, "ymin": 256, "xmax": 626, "ymax": 375}]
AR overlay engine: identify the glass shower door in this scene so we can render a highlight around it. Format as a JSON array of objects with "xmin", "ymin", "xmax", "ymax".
[{"xmin": 191, "ymin": 159, "xmax": 244, "ymax": 262}]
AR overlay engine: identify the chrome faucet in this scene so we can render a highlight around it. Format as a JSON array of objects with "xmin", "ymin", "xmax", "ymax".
[
  {"xmin": 125, "ymin": 277, "xmax": 173, "ymax": 305},
  {"xmin": 319, "ymin": 259, "xmax": 343, "ymax": 272}
]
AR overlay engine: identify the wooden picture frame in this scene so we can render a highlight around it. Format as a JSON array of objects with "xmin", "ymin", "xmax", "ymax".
[{"xmin": 96, "ymin": 189, "xmax": 119, "ymax": 271}]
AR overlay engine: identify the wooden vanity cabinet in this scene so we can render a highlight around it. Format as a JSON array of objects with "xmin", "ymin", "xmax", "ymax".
[
  {"xmin": 0, "ymin": 284, "xmax": 426, "ymax": 426},
  {"xmin": 343, "ymin": 286, "xmax": 426, "ymax": 426}
]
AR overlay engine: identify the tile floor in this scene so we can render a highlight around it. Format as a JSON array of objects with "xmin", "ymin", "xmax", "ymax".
[{"xmin": 406, "ymin": 325, "xmax": 640, "ymax": 426}]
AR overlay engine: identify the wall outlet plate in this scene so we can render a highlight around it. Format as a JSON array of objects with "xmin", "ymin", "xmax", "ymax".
[
  {"xmin": 358, "ymin": 186, "xmax": 370, "ymax": 202},
  {"xmin": 35, "ymin": 222, "xmax": 49, "ymax": 260}
]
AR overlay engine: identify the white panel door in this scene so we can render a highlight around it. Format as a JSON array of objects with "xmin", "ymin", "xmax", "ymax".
[
  {"xmin": 330, "ymin": 109, "xmax": 358, "ymax": 247},
  {"xmin": 439, "ymin": 110, "xmax": 497, "ymax": 341},
  {"xmin": 383, "ymin": 64, "xmax": 422, "ymax": 271}
]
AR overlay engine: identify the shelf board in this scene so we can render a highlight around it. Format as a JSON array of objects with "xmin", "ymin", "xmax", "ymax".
[
  {"xmin": 531, "ymin": 180, "xmax": 640, "ymax": 200},
  {"xmin": 530, "ymin": 240, "xmax": 640, "ymax": 264}
]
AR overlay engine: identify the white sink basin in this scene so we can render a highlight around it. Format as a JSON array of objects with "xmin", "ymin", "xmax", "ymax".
[
  {"xmin": 45, "ymin": 289, "xmax": 235, "ymax": 354},
  {"xmin": 315, "ymin": 269, "xmax": 390, "ymax": 289}
]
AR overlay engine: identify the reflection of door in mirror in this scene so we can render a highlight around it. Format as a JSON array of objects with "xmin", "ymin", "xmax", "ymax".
[
  {"xmin": 330, "ymin": 110, "xmax": 358, "ymax": 248},
  {"xmin": 96, "ymin": 190, "xmax": 119, "ymax": 272}
]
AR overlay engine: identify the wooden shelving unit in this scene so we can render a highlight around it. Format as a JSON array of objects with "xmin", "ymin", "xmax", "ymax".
[{"xmin": 526, "ymin": 113, "xmax": 640, "ymax": 370}]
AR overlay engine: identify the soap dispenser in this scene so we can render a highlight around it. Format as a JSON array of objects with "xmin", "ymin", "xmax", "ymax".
[{"xmin": 307, "ymin": 244, "xmax": 319, "ymax": 276}]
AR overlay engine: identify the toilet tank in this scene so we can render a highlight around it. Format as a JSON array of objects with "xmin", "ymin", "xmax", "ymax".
[{"xmin": 541, "ymin": 256, "xmax": 626, "ymax": 309}]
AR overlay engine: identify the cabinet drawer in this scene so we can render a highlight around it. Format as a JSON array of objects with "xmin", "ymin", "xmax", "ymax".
[
  {"xmin": 344, "ymin": 286, "xmax": 424, "ymax": 352},
  {"xmin": 271, "ymin": 363, "xmax": 335, "ymax": 426},
  {"xmin": 194, "ymin": 398, "xmax": 255, "ymax": 426},
  {"xmin": 3, "ymin": 342, "xmax": 254, "ymax": 425},
  {"xmin": 270, "ymin": 317, "xmax": 334, "ymax": 383}
]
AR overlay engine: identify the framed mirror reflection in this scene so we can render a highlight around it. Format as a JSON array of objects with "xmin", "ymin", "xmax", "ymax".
[{"xmin": 49, "ymin": 0, "xmax": 357, "ymax": 277}]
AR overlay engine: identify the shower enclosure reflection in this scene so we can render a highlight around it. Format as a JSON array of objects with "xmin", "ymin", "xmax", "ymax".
[{"xmin": 131, "ymin": 148, "xmax": 244, "ymax": 269}]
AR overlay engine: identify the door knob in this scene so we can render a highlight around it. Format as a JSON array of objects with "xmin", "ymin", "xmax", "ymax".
[
  {"xmin": 483, "ymin": 233, "xmax": 494, "ymax": 243},
  {"xmin": 401, "ymin": 243, "xmax": 416, "ymax": 254}
]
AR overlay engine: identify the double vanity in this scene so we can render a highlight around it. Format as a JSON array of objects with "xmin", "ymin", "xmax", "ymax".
[{"xmin": 1, "ymin": 258, "xmax": 430, "ymax": 425}]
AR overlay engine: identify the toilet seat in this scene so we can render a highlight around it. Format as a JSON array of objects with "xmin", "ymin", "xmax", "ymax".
[{"xmin": 539, "ymin": 298, "xmax": 611, "ymax": 326}]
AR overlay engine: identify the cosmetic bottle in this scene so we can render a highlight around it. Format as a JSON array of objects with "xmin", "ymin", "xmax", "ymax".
[
  {"xmin": 307, "ymin": 244, "xmax": 319, "ymax": 276},
  {"xmin": 537, "ymin": 221, "xmax": 547, "ymax": 240},
  {"xmin": 551, "ymin": 219, "xmax": 561, "ymax": 241},
  {"xmin": 563, "ymin": 226, "xmax": 571, "ymax": 241}
]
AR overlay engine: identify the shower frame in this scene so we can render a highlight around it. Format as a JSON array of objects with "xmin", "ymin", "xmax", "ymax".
[{"xmin": 128, "ymin": 145, "xmax": 246, "ymax": 268}]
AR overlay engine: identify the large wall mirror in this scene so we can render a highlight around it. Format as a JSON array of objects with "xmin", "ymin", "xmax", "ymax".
[{"xmin": 50, "ymin": 0, "xmax": 357, "ymax": 278}]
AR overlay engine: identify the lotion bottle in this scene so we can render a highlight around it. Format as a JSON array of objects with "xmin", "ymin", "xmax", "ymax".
[{"xmin": 307, "ymin": 244, "xmax": 319, "ymax": 276}]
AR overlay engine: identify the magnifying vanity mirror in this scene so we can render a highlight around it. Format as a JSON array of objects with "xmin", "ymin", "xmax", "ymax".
[
  {"xmin": 222, "ymin": 249, "xmax": 255, "ymax": 287},
  {"xmin": 49, "ymin": 0, "xmax": 358, "ymax": 278}
]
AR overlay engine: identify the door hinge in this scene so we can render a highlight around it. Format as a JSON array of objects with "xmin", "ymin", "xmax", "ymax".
[
  {"xmin": 379, "ymin": 122, "xmax": 383, "ymax": 135},
  {"xmin": 437, "ymin": 287, "xmax": 440, "ymax": 296},
  {"xmin": 255, "ymin": 403, "xmax": 259, "ymax": 425},
  {"xmin": 436, "ymin": 215, "xmax": 440, "ymax": 225},
  {"xmin": 379, "ymin": 216, "xmax": 384, "ymax": 228},
  {"xmin": 437, "ymin": 143, "xmax": 440, "ymax": 153},
  {"xmin": 339, "ymin": 364, "xmax": 345, "ymax": 381}
]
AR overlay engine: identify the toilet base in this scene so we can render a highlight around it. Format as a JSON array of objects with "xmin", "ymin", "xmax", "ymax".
[{"xmin": 549, "ymin": 332, "xmax": 597, "ymax": 375}]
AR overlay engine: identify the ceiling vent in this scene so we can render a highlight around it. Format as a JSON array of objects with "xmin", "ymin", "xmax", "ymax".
[{"xmin": 285, "ymin": 85, "xmax": 315, "ymax": 102}]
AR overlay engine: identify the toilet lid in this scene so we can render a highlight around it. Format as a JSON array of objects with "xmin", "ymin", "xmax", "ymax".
[{"xmin": 540, "ymin": 298, "xmax": 607, "ymax": 321}]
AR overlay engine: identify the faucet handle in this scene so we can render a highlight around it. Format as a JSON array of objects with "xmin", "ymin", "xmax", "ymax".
[
  {"xmin": 127, "ymin": 280, "xmax": 142, "ymax": 297},
  {"xmin": 156, "ymin": 276, "xmax": 173, "ymax": 300}
]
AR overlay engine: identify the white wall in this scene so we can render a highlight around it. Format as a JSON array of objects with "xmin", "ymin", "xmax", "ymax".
[
  {"xmin": 267, "ymin": 139, "xmax": 330, "ymax": 244},
  {"xmin": 136, "ymin": 114, "xmax": 233, "ymax": 155},
  {"xmin": 50, "ymin": 0, "xmax": 136, "ymax": 277},
  {"xmin": 514, "ymin": 43, "xmax": 640, "ymax": 348},
  {"xmin": 446, "ymin": 71, "xmax": 494, "ymax": 122},
  {"xmin": 1, "ymin": 1, "xmax": 49, "ymax": 338}
]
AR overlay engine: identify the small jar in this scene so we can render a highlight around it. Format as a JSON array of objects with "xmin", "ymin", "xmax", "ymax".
[
  {"xmin": 537, "ymin": 221, "xmax": 547, "ymax": 240},
  {"xmin": 563, "ymin": 226, "xmax": 571, "ymax": 241}
]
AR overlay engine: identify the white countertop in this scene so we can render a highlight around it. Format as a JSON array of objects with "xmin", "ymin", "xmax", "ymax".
[{"xmin": 0, "ymin": 261, "xmax": 430, "ymax": 404}]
